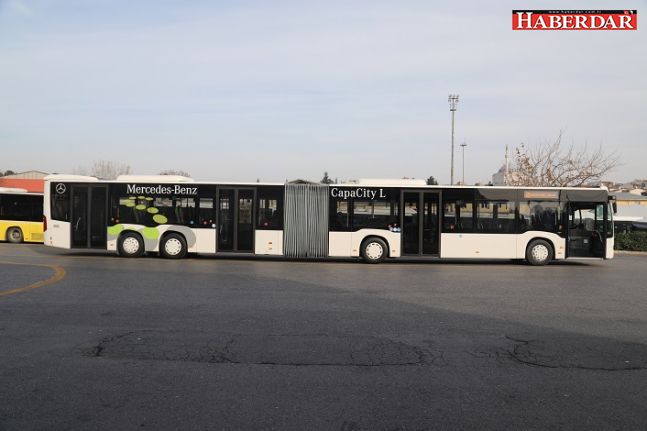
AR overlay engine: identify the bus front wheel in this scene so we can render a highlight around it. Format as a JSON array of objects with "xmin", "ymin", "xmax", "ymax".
[
  {"xmin": 160, "ymin": 233, "xmax": 187, "ymax": 259},
  {"xmin": 526, "ymin": 239, "xmax": 553, "ymax": 266},
  {"xmin": 118, "ymin": 232, "xmax": 145, "ymax": 258},
  {"xmin": 6, "ymin": 227, "xmax": 23, "ymax": 243},
  {"xmin": 361, "ymin": 237, "xmax": 388, "ymax": 264}
]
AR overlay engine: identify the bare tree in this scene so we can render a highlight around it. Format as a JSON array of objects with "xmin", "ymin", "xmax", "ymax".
[
  {"xmin": 426, "ymin": 176, "xmax": 439, "ymax": 185},
  {"xmin": 159, "ymin": 169, "xmax": 191, "ymax": 177},
  {"xmin": 72, "ymin": 166, "xmax": 88, "ymax": 176},
  {"xmin": 507, "ymin": 132, "xmax": 620, "ymax": 187},
  {"xmin": 320, "ymin": 172, "xmax": 334, "ymax": 184},
  {"xmin": 74, "ymin": 160, "xmax": 132, "ymax": 179}
]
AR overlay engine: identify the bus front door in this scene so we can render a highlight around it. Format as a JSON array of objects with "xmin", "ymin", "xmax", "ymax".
[
  {"xmin": 402, "ymin": 191, "xmax": 440, "ymax": 256},
  {"xmin": 566, "ymin": 202, "xmax": 606, "ymax": 258},
  {"xmin": 70, "ymin": 185, "xmax": 108, "ymax": 249},
  {"xmin": 217, "ymin": 188, "xmax": 255, "ymax": 253}
]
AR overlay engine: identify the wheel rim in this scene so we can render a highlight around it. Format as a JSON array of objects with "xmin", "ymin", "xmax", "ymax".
[
  {"xmin": 122, "ymin": 237, "xmax": 140, "ymax": 255},
  {"xmin": 9, "ymin": 230, "xmax": 21, "ymax": 241},
  {"xmin": 164, "ymin": 238, "xmax": 183, "ymax": 256},
  {"xmin": 365, "ymin": 242, "xmax": 384, "ymax": 260},
  {"xmin": 531, "ymin": 244, "xmax": 549, "ymax": 262}
]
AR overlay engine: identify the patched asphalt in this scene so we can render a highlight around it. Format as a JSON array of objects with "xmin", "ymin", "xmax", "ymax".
[{"xmin": 1, "ymin": 243, "xmax": 646, "ymax": 430}]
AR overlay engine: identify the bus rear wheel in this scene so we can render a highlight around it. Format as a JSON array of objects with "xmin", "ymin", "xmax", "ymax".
[
  {"xmin": 118, "ymin": 232, "xmax": 144, "ymax": 258},
  {"xmin": 361, "ymin": 237, "xmax": 388, "ymax": 264},
  {"xmin": 6, "ymin": 227, "xmax": 23, "ymax": 243},
  {"xmin": 160, "ymin": 233, "xmax": 187, "ymax": 259},
  {"xmin": 526, "ymin": 239, "xmax": 553, "ymax": 266}
]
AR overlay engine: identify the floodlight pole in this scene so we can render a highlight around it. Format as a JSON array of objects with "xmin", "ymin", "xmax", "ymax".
[
  {"xmin": 460, "ymin": 141, "xmax": 467, "ymax": 185},
  {"xmin": 448, "ymin": 94, "xmax": 459, "ymax": 185}
]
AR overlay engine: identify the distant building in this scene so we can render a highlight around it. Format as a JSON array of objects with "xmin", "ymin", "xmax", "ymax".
[
  {"xmin": 2, "ymin": 170, "xmax": 48, "ymax": 179},
  {"xmin": 492, "ymin": 165, "xmax": 506, "ymax": 186},
  {"xmin": 612, "ymin": 191, "xmax": 647, "ymax": 223},
  {"xmin": 0, "ymin": 170, "xmax": 48, "ymax": 193},
  {"xmin": 491, "ymin": 145, "xmax": 514, "ymax": 186}
]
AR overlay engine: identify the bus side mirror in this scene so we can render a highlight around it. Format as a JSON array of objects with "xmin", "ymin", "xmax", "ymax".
[{"xmin": 612, "ymin": 201, "xmax": 617, "ymax": 214}]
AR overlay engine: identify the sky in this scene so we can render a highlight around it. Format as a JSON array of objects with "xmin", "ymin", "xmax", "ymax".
[{"xmin": 0, "ymin": 0, "xmax": 645, "ymax": 184}]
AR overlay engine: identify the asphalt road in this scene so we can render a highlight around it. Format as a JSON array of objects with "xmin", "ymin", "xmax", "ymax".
[{"xmin": 1, "ymin": 243, "xmax": 646, "ymax": 430}]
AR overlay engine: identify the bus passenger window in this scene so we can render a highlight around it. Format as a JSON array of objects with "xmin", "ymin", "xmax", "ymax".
[
  {"xmin": 257, "ymin": 187, "xmax": 283, "ymax": 230},
  {"xmin": 154, "ymin": 198, "xmax": 174, "ymax": 223},
  {"xmin": 518, "ymin": 200, "xmax": 560, "ymax": 233},
  {"xmin": 199, "ymin": 198, "xmax": 214, "ymax": 227},
  {"xmin": 52, "ymin": 193, "xmax": 70, "ymax": 222},
  {"xmin": 442, "ymin": 200, "xmax": 473, "ymax": 233},
  {"xmin": 175, "ymin": 198, "xmax": 197, "ymax": 226},
  {"xmin": 352, "ymin": 200, "xmax": 398, "ymax": 230},
  {"xmin": 329, "ymin": 199, "xmax": 350, "ymax": 231},
  {"xmin": 476, "ymin": 200, "xmax": 515, "ymax": 233},
  {"xmin": 114, "ymin": 197, "xmax": 141, "ymax": 224}
]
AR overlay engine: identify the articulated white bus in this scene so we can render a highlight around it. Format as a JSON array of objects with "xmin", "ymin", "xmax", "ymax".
[{"xmin": 43, "ymin": 175, "xmax": 614, "ymax": 265}]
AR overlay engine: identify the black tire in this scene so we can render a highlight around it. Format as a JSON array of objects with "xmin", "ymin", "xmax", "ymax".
[
  {"xmin": 117, "ymin": 232, "xmax": 145, "ymax": 258},
  {"xmin": 160, "ymin": 233, "xmax": 187, "ymax": 259},
  {"xmin": 361, "ymin": 237, "xmax": 388, "ymax": 264},
  {"xmin": 526, "ymin": 239, "xmax": 553, "ymax": 266},
  {"xmin": 6, "ymin": 227, "xmax": 23, "ymax": 243}
]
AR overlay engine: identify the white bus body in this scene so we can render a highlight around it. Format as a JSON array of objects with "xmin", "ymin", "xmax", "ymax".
[{"xmin": 43, "ymin": 175, "xmax": 614, "ymax": 265}]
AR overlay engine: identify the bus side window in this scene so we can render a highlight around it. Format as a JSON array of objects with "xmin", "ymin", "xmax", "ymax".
[
  {"xmin": 476, "ymin": 200, "xmax": 515, "ymax": 233},
  {"xmin": 257, "ymin": 187, "xmax": 283, "ymax": 230},
  {"xmin": 442, "ymin": 200, "xmax": 473, "ymax": 233},
  {"xmin": 329, "ymin": 198, "xmax": 350, "ymax": 231},
  {"xmin": 174, "ymin": 198, "xmax": 196, "ymax": 226},
  {"xmin": 49, "ymin": 193, "xmax": 69, "ymax": 222},
  {"xmin": 199, "ymin": 198, "xmax": 214, "ymax": 227},
  {"xmin": 352, "ymin": 200, "xmax": 399, "ymax": 230},
  {"xmin": 154, "ymin": 198, "xmax": 174, "ymax": 223},
  {"xmin": 519, "ymin": 200, "xmax": 560, "ymax": 233}
]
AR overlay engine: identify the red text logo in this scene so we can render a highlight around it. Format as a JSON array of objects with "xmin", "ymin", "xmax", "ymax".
[{"xmin": 512, "ymin": 10, "xmax": 637, "ymax": 30}]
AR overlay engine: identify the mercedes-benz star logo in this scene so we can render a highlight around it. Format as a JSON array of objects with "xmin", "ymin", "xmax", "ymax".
[{"xmin": 55, "ymin": 183, "xmax": 66, "ymax": 194}]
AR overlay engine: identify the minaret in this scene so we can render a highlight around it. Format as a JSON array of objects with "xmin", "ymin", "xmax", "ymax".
[{"xmin": 504, "ymin": 145, "xmax": 509, "ymax": 185}]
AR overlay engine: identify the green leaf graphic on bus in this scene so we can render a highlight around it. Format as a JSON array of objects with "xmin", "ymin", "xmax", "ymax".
[
  {"xmin": 142, "ymin": 227, "xmax": 160, "ymax": 239},
  {"xmin": 153, "ymin": 214, "xmax": 168, "ymax": 224},
  {"xmin": 107, "ymin": 224, "xmax": 124, "ymax": 236},
  {"xmin": 118, "ymin": 195, "xmax": 171, "ymax": 226}
]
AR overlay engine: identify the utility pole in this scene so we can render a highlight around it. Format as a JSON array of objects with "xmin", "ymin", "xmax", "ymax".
[
  {"xmin": 460, "ymin": 141, "xmax": 467, "ymax": 185},
  {"xmin": 448, "ymin": 94, "xmax": 459, "ymax": 185}
]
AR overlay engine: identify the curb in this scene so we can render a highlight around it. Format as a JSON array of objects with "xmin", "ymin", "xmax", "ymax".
[{"xmin": 615, "ymin": 250, "xmax": 647, "ymax": 256}]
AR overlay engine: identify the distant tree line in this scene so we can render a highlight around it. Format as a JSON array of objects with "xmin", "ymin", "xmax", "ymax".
[
  {"xmin": 159, "ymin": 169, "xmax": 191, "ymax": 177},
  {"xmin": 72, "ymin": 160, "xmax": 192, "ymax": 180},
  {"xmin": 320, "ymin": 172, "xmax": 440, "ymax": 185},
  {"xmin": 74, "ymin": 160, "xmax": 133, "ymax": 179}
]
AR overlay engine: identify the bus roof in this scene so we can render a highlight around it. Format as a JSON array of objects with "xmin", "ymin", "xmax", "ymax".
[
  {"xmin": 44, "ymin": 174, "xmax": 99, "ymax": 182},
  {"xmin": 42, "ymin": 174, "xmax": 607, "ymax": 191},
  {"xmin": 0, "ymin": 187, "xmax": 28, "ymax": 193},
  {"xmin": 116, "ymin": 175, "xmax": 194, "ymax": 183},
  {"xmin": 0, "ymin": 187, "xmax": 43, "ymax": 196}
]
